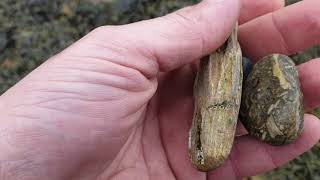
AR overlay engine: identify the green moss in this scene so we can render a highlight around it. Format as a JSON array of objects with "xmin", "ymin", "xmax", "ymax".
[
  {"xmin": 311, "ymin": 108, "xmax": 320, "ymax": 118},
  {"xmin": 0, "ymin": 0, "xmax": 113, "ymax": 92},
  {"xmin": 263, "ymin": 143, "xmax": 320, "ymax": 180},
  {"xmin": 291, "ymin": 45, "xmax": 320, "ymax": 65}
]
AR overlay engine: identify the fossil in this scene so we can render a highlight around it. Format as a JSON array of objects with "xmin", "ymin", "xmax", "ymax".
[
  {"xmin": 188, "ymin": 26, "xmax": 243, "ymax": 172},
  {"xmin": 240, "ymin": 54, "xmax": 304, "ymax": 146}
]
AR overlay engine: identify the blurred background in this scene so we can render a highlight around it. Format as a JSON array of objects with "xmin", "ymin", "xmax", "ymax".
[{"xmin": 0, "ymin": 0, "xmax": 319, "ymax": 179}]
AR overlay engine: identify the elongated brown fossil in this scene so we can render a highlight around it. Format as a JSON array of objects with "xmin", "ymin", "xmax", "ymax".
[{"xmin": 188, "ymin": 26, "xmax": 243, "ymax": 172}]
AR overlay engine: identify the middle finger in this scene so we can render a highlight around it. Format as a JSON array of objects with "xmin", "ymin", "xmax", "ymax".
[{"xmin": 239, "ymin": 0, "xmax": 320, "ymax": 62}]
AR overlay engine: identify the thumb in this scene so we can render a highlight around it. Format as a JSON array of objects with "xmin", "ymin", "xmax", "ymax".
[{"xmin": 63, "ymin": 0, "xmax": 240, "ymax": 77}]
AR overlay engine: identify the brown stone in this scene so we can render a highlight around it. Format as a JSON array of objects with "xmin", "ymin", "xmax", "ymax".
[
  {"xmin": 188, "ymin": 26, "xmax": 242, "ymax": 171},
  {"xmin": 240, "ymin": 54, "xmax": 304, "ymax": 146}
]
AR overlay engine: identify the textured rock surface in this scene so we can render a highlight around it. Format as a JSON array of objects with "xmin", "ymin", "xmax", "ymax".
[
  {"xmin": 240, "ymin": 54, "xmax": 304, "ymax": 146},
  {"xmin": 242, "ymin": 57, "xmax": 253, "ymax": 81},
  {"xmin": 188, "ymin": 27, "xmax": 242, "ymax": 171}
]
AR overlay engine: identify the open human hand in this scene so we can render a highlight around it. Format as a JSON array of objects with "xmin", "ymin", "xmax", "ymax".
[{"xmin": 0, "ymin": 0, "xmax": 320, "ymax": 179}]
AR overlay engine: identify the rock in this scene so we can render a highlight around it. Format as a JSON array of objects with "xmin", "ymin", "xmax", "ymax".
[
  {"xmin": 189, "ymin": 26, "xmax": 242, "ymax": 171},
  {"xmin": 240, "ymin": 54, "xmax": 303, "ymax": 146}
]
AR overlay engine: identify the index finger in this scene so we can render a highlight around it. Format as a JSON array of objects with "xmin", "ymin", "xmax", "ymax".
[{"xmin": 239, "ymin": 0, "xmax": 320, "ymax": 61}]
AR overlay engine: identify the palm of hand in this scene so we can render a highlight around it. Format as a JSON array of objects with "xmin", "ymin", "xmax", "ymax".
[
  {"xmin": 0, "ymin": 38, "xmax": 249, "ymax": 180},
  {"xmin": 5, "ymin": 56, "xmax": 199, "ymax": 180}
]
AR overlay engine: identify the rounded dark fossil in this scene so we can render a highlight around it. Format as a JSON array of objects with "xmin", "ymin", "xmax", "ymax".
[{"xmin": 240, "ymin": 54, "xmax": 304, "ymax": 146}]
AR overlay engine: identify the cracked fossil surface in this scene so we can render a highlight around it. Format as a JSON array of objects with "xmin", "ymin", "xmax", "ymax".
[{"xmin": 240, "ymin": 54, "xmax": 304, "ymax": 146}]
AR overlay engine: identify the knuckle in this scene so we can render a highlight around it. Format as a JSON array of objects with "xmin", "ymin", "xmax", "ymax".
[{"xmin": 303, "ymin": 10, "xmax": 320, "ymax": 34}]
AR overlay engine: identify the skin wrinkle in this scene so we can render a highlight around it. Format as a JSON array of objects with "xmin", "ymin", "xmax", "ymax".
[
  {"xmin": 24, "ymin": 89, "xmax": 113, "ymax": 103},
  {"xmin": 141, "ymin": 126, "xmax": 151, "ymax": 180},
  {"xmin": 98, "ymin": 134, "xmax": 138, "ymax": 180},
  {"xmin": 12, "ymin": 95, "xmax": 118, "ymax": 109},
  {"xmin": 94, "ymin": 27, "xmax": 159, "ymax": 79},
  {"xmin": 12, "ymin": 104, "xmax": 102, "ymax": 121},
  {"xmin": 67, "ymin": 161, "xmax": 100, "ymax": 180},
  {"xmin": 24, "ymin": 79, "xmax": 156, "ymax": 116},
  {"xmin": 26, "ymin": 79, "xmax": 139, "ymax": 94},
  {"xmin": 6, "ymin": 159, "xmax": 36, "ymax": 179},
  {"xmin": 4, "ymin": 120, "xmax": 63, "ymax": 147},
  {"xmin": 42, "ymin": 79, "xmax": 129, "ymax": 90},
  {"xmin": 157, "ymin": 106, "xmax": 178, "ymax": 179},
  {"xmin": 29, "ymin": 150, "xmax": 86, "ymax": 180},
  {"xmin": 131, "ymin": 40, "xmax": 160, "ymax": 76},
  {"xmin": 126, "ymin": 21, "xmax": 175, "ymax": 73},
  {"xmin": 262, "ymin": 145, "xmax": 277, "ymax": 173},
  {"xmin": 6, "ymin": 112, "xmax": 136, "ymax": 149},
  {"xmin": 159, "ymin": 14, "xmax": 202, "ymax": 45},
  {"xmin": 70, "ymin": 136, "xmax": 135, "ymax": 180},
  {"xmin": 270, "ymin": 0, "xmax": 283, "ymax": 12},
  {"xmin": 7, "ymin": 114, "xmax": 41, "ymax": 123},
  {"xmin": 96, "ymin": 110, "xmax": 148, "ymax": 179},
  {"xmin": 25, "ymin": 84, "xmax": 132, "ymax": 103},
  {"xmin": 140, "ymin": 101, "xmax": 154, "ymax": 180},
  {"xmin": 63, "ymin": 40, "xmax": 158, "ymax": 80},
  {"xmin": 35, "ymin": 77, "xmax": 144, "ymax": 94},
  {"xmin": 39, "ymin": 58, "xmax": 154, "ymax": 93},
  {"xmin": 149, "ymin": 16, "xmax": 201, "ymax": 72},
  {"xmin": 4, "ymin": 142, "xmax": 68, "ymax": 180},
  {"xmin": 74, "ymin": 26, "xmax": 127, "ymax": 56},
  {"xmin": 108, "ymin": 127, "xmax": 145, "ymax": 180},
  {"xmin": 55, "ymin": 55, "xmax": 148, "ymax": 82},
  {"xmin": 36, "ymin": 101, "xmax": 111, "ymax": 120},
  {"xmin": 146, "ymin": 95, "xmax": 177, "ymax": 180},
  {"xmin": 45, "ymin": 66, "xmax": 144, "ymax": 88},
  {"xmin": 172, "ymin": 11, "xmax": 207, "ymax": 57},
  {"xmin": 52, "ymin": 64, "xmax": 143, "ymax": 85},
  {"xmin": 7, "ymin": 96, "xmax": 144, "ymax": 131},
  {"xmin": 230, "ymin": 142, "xmax": 241, "ymax": 178},
  {"xmin": 117, "ymin": 103, "xmax": 148, "ymax": 126},
  {"xmin": 109, "ymin": 168, "xmax": 148, "ymax": 180},
  {"xmin": 301, "ymin": 1, "xmax": 320, "ymax": 34},
  {"xmin": 271, "ymin": 12, "xmax": 291, "ymax": 54}
]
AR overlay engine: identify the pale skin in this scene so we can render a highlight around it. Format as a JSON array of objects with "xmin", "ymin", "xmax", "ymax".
[{"xmin": 0, "ymin": 0, "xmax": 320, "ymax": 179}]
